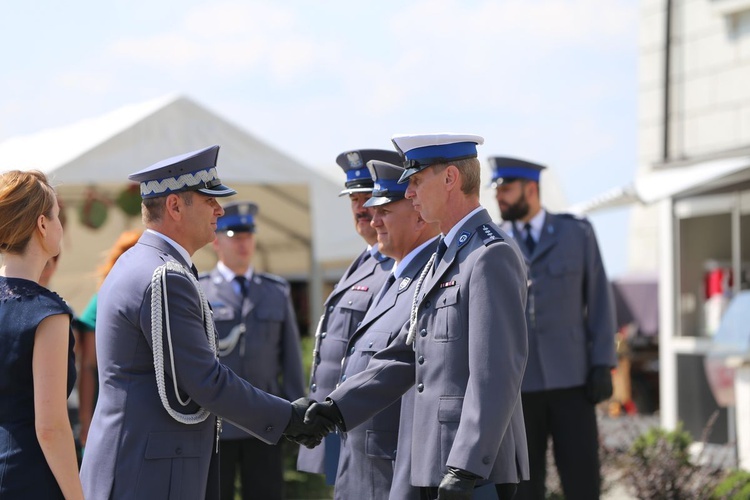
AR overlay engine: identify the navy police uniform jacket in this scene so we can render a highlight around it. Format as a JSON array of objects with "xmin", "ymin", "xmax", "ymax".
[
  {"xmin": 297, "ymin": 248, "xmax": 393, "ymax": 474},
  {"xmin": 509, "ymin": 212, "xmax": 616, "ymax": 392},
  {"xmin": 200, "ymin": 268, "xmax": 305, "ymax": 440},
  {"xmin": 80, "ymin": 232, "xmax": 291, "ymax": 500},
  {"xmin": 329, "ymin": 209, "xmax": 530, "ymax": 487},
  {"xmin": 332, "ymin": 241, "xmax": 437, "ymax": 500}
]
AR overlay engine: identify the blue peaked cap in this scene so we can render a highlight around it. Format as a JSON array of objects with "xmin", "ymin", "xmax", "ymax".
[
  {"xmin": 363, "ymin": 160, "xmax": 407, "ymax": 207},
  {"xmin": 217, "ymin": 201, "xmax": 258, "ymax": 233},
  {"xmin": 488, "ymin": 157, "xmax": 546, "ymax": 186},
  {"xmin": 335, "ymin": 149, "xmax": 403, "ymax": 196}
]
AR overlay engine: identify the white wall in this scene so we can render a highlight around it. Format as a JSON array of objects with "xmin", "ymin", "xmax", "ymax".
[{"xmin": 630, "ymin": 0, "xmax": 750, "ymax": 272}]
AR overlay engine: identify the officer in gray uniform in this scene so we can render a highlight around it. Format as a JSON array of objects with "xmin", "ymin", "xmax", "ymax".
[
  {"xmin": 331, "ymin": 160, "xmax": 439, "ymax": 500},
  {"xmin": 80, "ymin": 146, "xmax": 327, "ymax": 500},
  {"xmin": 297, "ymin": 149, "xmax": 398, "ymax": 481},
  {"xmin": 491, "ymin": 157, "xmax": 616, "ymax": 500},
  {"xmin": 200, "ymin": 201, "xmax": 305, "ymax": 500},
  {"xmin": 308, "ymin": 134, "xmax": 529, "ymax": 500}
]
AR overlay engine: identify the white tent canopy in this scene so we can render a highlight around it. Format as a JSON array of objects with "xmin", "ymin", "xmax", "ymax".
[{"xmin": 0, "ymin": 95, "xmax": 362, "ymax": 314}]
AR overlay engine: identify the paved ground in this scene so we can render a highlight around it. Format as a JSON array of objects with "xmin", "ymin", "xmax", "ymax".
[{"xmin": 603, "ymin": 476, "xmax": 636, "ymax": 500}]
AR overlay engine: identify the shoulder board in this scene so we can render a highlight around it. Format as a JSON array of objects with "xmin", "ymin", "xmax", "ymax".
[
  {"xmin": 556, "ymin": 212, "xmax": 593, "ymax": 231},
  {"xmin": 558, "ymin": 212, "xmax": 590, "ymax": 223},
  {"xmin": 476, "ymin": 224, "xmax": 505, "ymax": 246},
  {"xmin": 258, "ymin": 273, "xmax": 291, "ymax": 289}
]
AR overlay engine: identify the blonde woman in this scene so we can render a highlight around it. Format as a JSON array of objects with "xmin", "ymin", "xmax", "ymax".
[{"xmin": 0, "ymin": 170, "xmax": 83, "ymax": 499}]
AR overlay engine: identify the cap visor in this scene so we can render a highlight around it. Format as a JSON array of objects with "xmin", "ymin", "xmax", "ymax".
[
  {"xmin": 363, "ymin": 195, "xmax": 404, "ymax": 207},
  {"xmin": 197, "ymin": 184, "xmax": 237, "ymax": 197},
  {"xmin": 218, "ymin": 226, "xmax": 255, "ymax": 234},
  {"xmin": 397, "ymin": 167, "xmax": 421, "ymax": 184},
  {"xmin": 338, "ymin": 186, "xmax": 374, "ymax": 197}
]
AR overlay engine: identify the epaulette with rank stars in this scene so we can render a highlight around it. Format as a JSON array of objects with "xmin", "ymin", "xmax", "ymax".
[
  {"xmin": 258, "ymin": 272, "xmax": 291, "ymax": 292},
  {"xmin": 477, "ymin": 224, "xmax": 505, "ymax": 246}
]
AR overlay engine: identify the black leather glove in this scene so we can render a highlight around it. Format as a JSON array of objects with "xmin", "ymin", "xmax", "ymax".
[
  {"xmin": 585, "ymin": 365, "xmax": 613, "ymax": 404},
  {"xmin": 437, "ymin": 467, "xmax": 480, "ymax": 499},
  {"xmin": 284, "ymin": 397, "xmax": 333, "ymax": 449},
  {"xmin": 304, "ymin": 399, "xmax": 346, "ymax": 433}
]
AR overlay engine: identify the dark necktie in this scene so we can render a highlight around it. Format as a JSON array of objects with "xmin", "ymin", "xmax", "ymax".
[
  {"xmin": 375, "ymin": 273, "xmax": 397, "ymax": 306},
  {"xmin": 351, "ymin": 250, "xmax": 370, "ymax": 275},
  {"xmin": 359, "ymin": 251, "xmax": 371, "ymax": 267},
  {"xmin": 431, "ymin": 238, "xmax": 448, "ymax": 277},
  {"xmin": 435, "ymin": 238, "xmax": 448, "ymax": 263},
  {"xmin": 233, "ymin": 275, "xmax": 249, "ymax": 298},
  {"xmin": 524, "ymin": 222, "xmax": 536, "ymax": 254},
  {"xmin": 190, "ymin": 264, "xmax": 199, "ymax": 280}
]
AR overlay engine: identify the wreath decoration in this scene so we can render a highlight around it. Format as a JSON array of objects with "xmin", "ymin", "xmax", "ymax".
[
  {"xmin": 116, "ymin": 184, "xmax": 143, "ymax": 217},
  {"xmin": 79, "ymin": 188, "xmax": 110, "ymax": 230}
]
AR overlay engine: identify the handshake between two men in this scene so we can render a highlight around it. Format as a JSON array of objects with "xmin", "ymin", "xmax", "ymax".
[
  {"xmin": 283, "ymin": 397, "xmax": 345, "ymax": 448},
  {"xmin": 284, "ymin": 398, "xmax": 487, "ymax": 497}
]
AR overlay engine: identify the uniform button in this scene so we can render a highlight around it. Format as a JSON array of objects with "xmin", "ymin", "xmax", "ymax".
[
  {"xmin": 311, "ymin": 384, "xmax": 317, "ymax": 392},
  {"xmin": 423, "ymin": 300, "xmax": 431, "ymax": 309},
  {"xmin": 321, "ymin": 332, "xmax": 327, "ymax": 339},
  {"xmin": 348, "ymin": 300, "xmax": 353, "ymax": 305},
  {"xmin": 418, "ymin": 356, "xmax": 424, "ymax": 365},
  {"xmin": 266, "ymin": 426, "xmax": 274, "ymax": 432},
  {"xmin": 417, "ymin": 383, "xmax": 424, "ymax": 392},
  {"xmin": 420, "ymin": 329, "xmax": 427, "ymax": 338},
  {"xmin": 357, "ymin": 321, "xmax": 362, "ymax": 327},
  {"xmin": 175, "ymin": 447, "xmax": 182, "ymax": 455},
  {"xmin": 368, "ymin": 341, "xmax": 374, "ymax": 348},
  {"xmin": 482, "ymin": 456, "xmax": 491, "ymax": 465},
  {"xmin": 349, "ymin": 347, "xmax": 355, "ymax": 355},
  {"xmin": 392, "ymin": 450, "xmax": 397, "ymax": 458},
  {"xmin": 328, "ymin": 305, "xmax": 334, "ymax": 312},
  {"xmin": 341, "ymin": 374, "xmax": 347, "ymax": 382}
]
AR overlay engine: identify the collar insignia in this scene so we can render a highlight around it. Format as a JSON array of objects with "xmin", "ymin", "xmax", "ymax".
[
  {"xmin": 457, "ymin": 231, "xmax": 471, "ymax": 248},
  {"xmin": 398, "ymin": 277, "xmax": 411, "ymax": 291}
]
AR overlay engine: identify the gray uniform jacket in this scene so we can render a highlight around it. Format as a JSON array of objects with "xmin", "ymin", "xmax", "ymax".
[
  {"xmin": 200, "ymin": 269, "xmax": 305, "ymax": 440},
  {"xmin": 297, "ymin": 249, "xmax": 393, "ymax": 474},
  {"xmin": 80, "ymin": 232, "xmax": 291, "ymax": 500},
  {"xmin": 512, "ymin": 212, "xmax": 616, "ymax": 392},
  {"xmin": 329, "ymin": 209, "xmax": 530, "ymax": 487},
  {"xmin": 333, "ymin": 241, "xmax": 437, "ymax": 500}
]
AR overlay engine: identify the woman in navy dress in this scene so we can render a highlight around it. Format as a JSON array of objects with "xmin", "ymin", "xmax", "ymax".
[{"xmin": 0, "ymin": 170, "xmax": 83, "ymax": 499}]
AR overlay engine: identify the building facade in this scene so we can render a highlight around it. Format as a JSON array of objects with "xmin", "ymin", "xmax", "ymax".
[{"xmin": 632, "ymin": 0, "xmax": 750, "ymax": 445}]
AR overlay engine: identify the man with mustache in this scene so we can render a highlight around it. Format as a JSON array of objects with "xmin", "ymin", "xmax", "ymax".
[
  {"xmin": 297, "ymin": 149, "xmax": 398, "ymax": 484},
  {"xmin": 491, "ymin": 157, "xmax": 616, "ymax": 500}
]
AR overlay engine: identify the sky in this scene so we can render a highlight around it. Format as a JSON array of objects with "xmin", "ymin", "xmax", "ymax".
[{"xmin": 0, "ymin": 0, "xmax": 638, "ymax": 277}]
